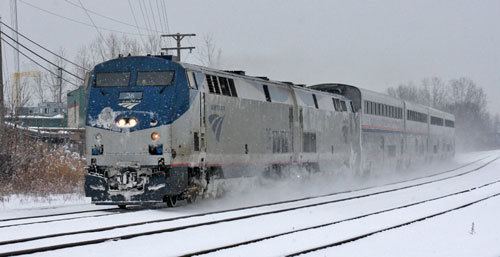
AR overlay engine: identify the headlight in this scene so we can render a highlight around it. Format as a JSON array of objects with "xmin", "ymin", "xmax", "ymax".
[
  {"xmin": 151, "ymin": 132, "xmax": 160, "ymax": 141},
  {"xmin": 128, "ymin": 118, "xmax": 138, "ymax": 127},
  {"xmin": 117, "ymin": 118, "xmax": 127, "ymax": 127},
  {"xmin": 116, "ymin": 118, "xmax": 138, "ymax": 128}
]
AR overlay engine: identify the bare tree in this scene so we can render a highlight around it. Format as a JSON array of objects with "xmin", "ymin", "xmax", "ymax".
[
  {"xmin": 387, "ymin": 81, "xmax": 425, "ymax": 105},
  {"xmin": 43, "ymin": 48, "xmax": 68, "ymax": 103},
  {"xmin": 74, "ymin": 33, "xmax": 152, "ymax": 81},
  {"xmin": 5, "ymin": 78, "xmax": 31, "ymax": 113},
  {"xmin": 422, "ymin": 77, "xmax": 448, "ymax": 110},
  {"xmin": 32, "ymin": 73, "xmax": 45, "ymax": 103},
  {"xmin": 388, "ymin": 76, "xmax": 495, "ymax": 151},
  {"xmin": 143, "ymin": 35, "xmax": 161, "ymax": 55},
  {"xmin": 449, "ymin": 78, "xmax": 487, "ymax": 112},
  {"xmin": 195, "ymin": 34, "xmax": 222, "ymax": 68}
]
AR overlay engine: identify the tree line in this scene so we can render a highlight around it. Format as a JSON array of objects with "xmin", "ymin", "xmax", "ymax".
[
  {"xmin": 3, "ymin": 33, "xmax": 221, "ymax": 111},
  {"xmin": 387, "ymin": 77, "xmax": 499, "ymax": 151}
]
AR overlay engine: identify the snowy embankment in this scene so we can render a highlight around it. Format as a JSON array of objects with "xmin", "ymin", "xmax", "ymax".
[
  {"xmin": 0, "ymin": 150, "xmax": 499, "ymax": 256},
  {"xmin": 0, "ymin": 194, "xmax": 88, "ymax": 211}
]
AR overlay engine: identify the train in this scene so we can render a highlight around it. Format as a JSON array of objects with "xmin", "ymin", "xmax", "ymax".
[{"xmin": 84, "ymin": 54, "xmax": 455, "ymax": 208}]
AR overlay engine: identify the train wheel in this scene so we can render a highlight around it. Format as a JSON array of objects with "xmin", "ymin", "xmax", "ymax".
[
  {"xmin": 118, "ymin": 204, "xmax": 127, "ymax": 209},
  {"xmin": 165, "ymin": 196, "xmax": 177, "ymax": 207}
]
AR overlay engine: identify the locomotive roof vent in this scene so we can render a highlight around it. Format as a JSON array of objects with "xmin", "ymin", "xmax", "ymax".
[
  {"xmin": 280, "ymin": 81, "xmax": 294, "ymax": 86},
  {"xmin": 224, "ymin": 70, "xmax": 246, "ymax": 76},
  {"xmin": 255, "ymin": 76, "xmax": 270, "ymax": 81},
  {"xmin": 153, "ymin": 55, "xmax": 175, "ymax": 61}
]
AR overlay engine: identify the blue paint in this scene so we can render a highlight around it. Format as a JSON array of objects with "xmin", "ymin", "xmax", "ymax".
[
  {"xmin": 148, "ymin": 144, "xmax": 164, "ymax": 155},
  {"xmin": 208, "ymin": 114, "xmax": 225, "ymax": 141},
  {"xmin": 86, "ymin": 56, "xmax": 192, "ymax": 132},
  {"xmin": 91, "ymin": 145, "xmax": 104, "ymax": 155}
]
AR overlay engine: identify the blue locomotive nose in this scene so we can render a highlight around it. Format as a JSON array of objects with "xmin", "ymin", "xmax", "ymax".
[{"xmin": 86, "ymin": 56, "xmax": 190, "ymax": 132}]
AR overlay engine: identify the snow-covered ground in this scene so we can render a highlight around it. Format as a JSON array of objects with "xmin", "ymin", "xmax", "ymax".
[
  {"xmin": 0, "ymin": 150, "xmax": 499, "ymax": 256},
  {"xmin": 0, "ymin": 194, "xmax": 89, "ymax": 212}
]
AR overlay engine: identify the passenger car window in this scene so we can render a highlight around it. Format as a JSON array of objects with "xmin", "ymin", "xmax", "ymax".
[
  {"xmin": 95, "ymin": 72, "xmax": 130, "ymax": 87},
  {"xmin": 137, "ymin": 71, "xmax": 174, "ymax": 86}
]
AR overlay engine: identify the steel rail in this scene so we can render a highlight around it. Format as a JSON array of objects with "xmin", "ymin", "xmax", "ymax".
[{"xmin": 0, "ymin": 156, "xmax": 496, "ymax": 256}]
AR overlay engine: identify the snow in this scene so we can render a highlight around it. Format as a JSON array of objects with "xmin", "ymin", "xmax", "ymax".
[
  {"xmin": 0, "ymin": 150, "xmax": 499, "ymax": 256},
  {"xmin": 308, "ymin": 199, "xmax": 500, "ymax": 257},
  {"xmin": 0, "ymin": 194, "xmax": 89, "ymax": 212},
  {"xmin": 5, "ymin": 115, "xmax": 64, "ymax": 119}
]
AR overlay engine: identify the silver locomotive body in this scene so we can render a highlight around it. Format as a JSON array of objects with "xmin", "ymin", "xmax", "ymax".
[{"xmin": 84, "ymin": 56, "xmax": 454, "ymax": 207}]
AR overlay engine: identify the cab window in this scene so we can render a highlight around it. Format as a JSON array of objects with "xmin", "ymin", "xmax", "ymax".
[
  {"xmin": 137, "ymin": 71, "xmax": 174, "ymax": 86},
  {"xmin": 95, "ymin": 72, "xmax": 130, "ymax": 87},
  {"xmin": 187, "ymin": 71, "xmax": 198, "ymax": 89}
]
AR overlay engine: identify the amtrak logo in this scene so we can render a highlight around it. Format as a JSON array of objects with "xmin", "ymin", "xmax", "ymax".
[
  {"xmin": 118, "ymin": 102, "xmax": 140, "ymax": 109},
  {"xmin": 208, "ymin": 114, "xmax": 225, "ymax": 142}
]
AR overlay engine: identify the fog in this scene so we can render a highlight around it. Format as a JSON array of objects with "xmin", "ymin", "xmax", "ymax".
[
  {"xmin": 1, "ymin": 0, "xmax": 499, "ymax": 114},
  {"xmin": 189, "ymin": 152, "xmax": 485, "ymax": 210}
]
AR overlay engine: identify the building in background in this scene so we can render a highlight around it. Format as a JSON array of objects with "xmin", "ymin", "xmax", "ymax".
[
  {"xmin": 15, "ymin": 106, "xmax": 39, "ymax": 116},
  {"xmin": 7, "ymin": 102, "xmax": 67, "ymax": 128},
  {"xmin": 15, "ymin": 102, "xmax": 65, "ymax": 117},
  {"xmin": 67, "ymin": 87, "xmax": 87, "ymax": 128},
  {"xmin": 37, "ymin": 102, "xmax": 65, "ymax": 117}
]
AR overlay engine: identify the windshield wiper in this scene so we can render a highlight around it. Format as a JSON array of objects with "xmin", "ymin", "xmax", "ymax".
[
  {"xmin": 159, "ymin": 85, "xmax": 169, "ymax": 94},
  {"xmin": 100, "ymin": 89, "xmax": 108, "ymax": 96}
]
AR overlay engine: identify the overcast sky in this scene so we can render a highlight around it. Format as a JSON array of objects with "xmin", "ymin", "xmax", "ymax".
[{"xmin": 1, "ymin": 0, "xmax": 499, "ymax": 114}]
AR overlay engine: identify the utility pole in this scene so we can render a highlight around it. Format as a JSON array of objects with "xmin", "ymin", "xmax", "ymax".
[
  {"xmin": 161, "ymin": 33, "xmax": 196, "ymax": 61},
  {"xmin": 0, "ymin": 16, "xmax": 4, "ymax": 133},
  {"xmin": 57, "ymin": 67, "xmax": 62, "ymax": 103},
  {"xmin": 10, "ymin": 0, "xmax": 19, "ymax": 114}
]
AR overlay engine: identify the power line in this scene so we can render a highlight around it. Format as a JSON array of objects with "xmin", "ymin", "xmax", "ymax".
[
  {"xmin": 1, "ymin": 38, "xmax": 81, "ymax": 88},
  {"xmin": 147, "ymin": 0, "xmax": 159, "ymax": 34},
  {"xmin": 76, "ymin": 0, "xmax": 108, "ymax": 59},
  {"xmin": 159, "ymin": 0, "xmax": 172, "ymax": 47},
  {"xmin": 160, "ymin": 0, "xmax": 171, "ymax": 34},
  {"xmin": 155, "ymin": 0, "xmax": 166, "ymax": 33},
  {"xmin": 138, "ymin": 0, "xmax": 153, "ymax": 36},
  {"xmin": 127, "ymin": 0, "xmax": 146, "ymax": 46},
  {"xmin": 0, "ymin": 31, "xmax": 84, "ymax": 81},
  {"xmin": 0, "ymin": 21, "xmax": 88, "ymax": 71},
  {"xmin": 18, "ymin": 0, "xmax": 149, "ymax": 37},
  {"xmin": 63, "ymin": 0, "xmax": 163, "ymax": 34},
  {"xmin": 1, "ymin": 22, "xmax": 7, "ymax": 82}
]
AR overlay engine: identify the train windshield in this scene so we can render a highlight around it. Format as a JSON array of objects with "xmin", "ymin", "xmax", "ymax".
[
  {"xmin": 137, "ymin": 71, "xmax": 174, "ymax": 86},
  {"xmin": 95, "ymin": 72, "xmax": 131, "ymax": 87}
]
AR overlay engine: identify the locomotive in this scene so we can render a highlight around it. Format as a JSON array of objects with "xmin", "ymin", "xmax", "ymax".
[{"xmin": 84, "ymin": 55, "xmax": 454, "ymax": 207}]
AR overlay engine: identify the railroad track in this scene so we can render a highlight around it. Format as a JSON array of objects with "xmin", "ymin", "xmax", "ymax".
[
  {"xmin": 185, "ymin": 177, "xmax": 500, "ymax": 256},
  {"xmin": 0, "ymin": 207, "xmax": 119, "ymax": 223},
  {"xmin": 0, "ymin": 155, "xmax": 497, "ymax": 256},
  {"xmin": 285, "ymin": 192, "xmax": 500, "ymax": 256},
  {"xmin": 0, "ymin": 211, "xmax": 119, "ymax": 229},
  {"xmin": 0, "ymin": 204, "xmax": 169, "ymax": 229},
  {"xmin": 0, "ymin": 155, "xmax": 488, "ymax": 229}
]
